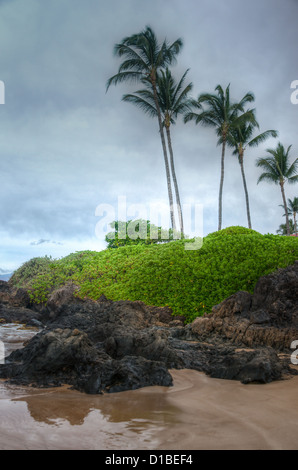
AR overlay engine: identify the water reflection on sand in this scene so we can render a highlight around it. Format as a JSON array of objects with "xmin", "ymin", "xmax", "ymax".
[
  {"xmin": 0, "ymin": 378, "xmax": 181, "ymax": 450},
  {"xmin": 0, "ymin": 323, "xmax": 179, "ymax": 449},
  {"xmin": 1, "ymin": 324, "xmax": 298, "ymax": 450}
]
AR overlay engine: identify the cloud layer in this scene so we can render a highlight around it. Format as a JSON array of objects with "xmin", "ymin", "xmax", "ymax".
[{"xmin": 0, "ymin": 0, "xmax": 297, "ymax": 271}]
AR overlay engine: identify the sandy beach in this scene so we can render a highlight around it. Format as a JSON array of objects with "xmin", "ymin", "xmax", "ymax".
[{"xmin": 1, "ymin": 369, "xmax": 298, "ymax": 450}]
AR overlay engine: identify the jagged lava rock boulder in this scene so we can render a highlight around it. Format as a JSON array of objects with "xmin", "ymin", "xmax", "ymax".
[
  {"xmin": 189, "ymin": 261, "xmax": 298, "ymax": 351},
  {"xmin": 0, "ymin": 327, "xmax": 173, "ymax": 394},
  {"xmin": 0, "ymin": 280, "xmax": 43, "ymax": 326}
]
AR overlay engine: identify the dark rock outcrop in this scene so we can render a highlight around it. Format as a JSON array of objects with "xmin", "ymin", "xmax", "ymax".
[
  {"xmin": 0, "ymin": 280, "xmax": 42, "ymax": 325},
  {"xmin": 2, "ymin": 327, "xmax": 173, "ymax": 394},
  {"xmin": 0, "ymin": 262, "xmax": 297, "ymax": 393},
  {"xmin": 189, "ymin": 261, "xmax": 298, "ymax": 351}
]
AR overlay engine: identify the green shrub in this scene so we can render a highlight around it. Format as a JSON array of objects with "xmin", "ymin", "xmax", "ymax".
[
  {"xmin": 204, "ymin": 225, "xmax": 262, "ymax": 240},
  {"xmin": 9, "ymin": 256, "xmax": 53, "ymax": 288},
  {"xmin": 10, "ymin": 228, "xmax": 298, "ymax": 323}
]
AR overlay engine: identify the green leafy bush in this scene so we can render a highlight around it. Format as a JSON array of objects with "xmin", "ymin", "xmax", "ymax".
[
  {"xmin": 10, "ymin": 228, "xmax": 298, "ymax": 323},
  {"xmin": 9, "ymin": 256, "xmax": 53, "ymax": 287},
  {"xmin": 204, "ymin": 225, "xmax": 262, "ymax": 240}
]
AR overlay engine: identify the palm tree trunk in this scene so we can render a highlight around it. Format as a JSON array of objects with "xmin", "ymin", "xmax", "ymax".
[
  {"xmin": 280, "ymin": 180, "xmax": 290, "ymax": 235},
  {"xmin": 165, "ymin": 125, "xmax": 184, "ymax": 236},
  {"xmin": 159, "ymin": 122, "xmax": 176, "ymax": 232},
  {"xmin": 218, "ymin": 139, "xmax": 226, "ymax": 231},
  {"xmin": 239, "ymin": 154, "xmax": 252, "ymax": 229},
  {"xmin": 151, "ymin": 75, "xmax": 176, "ymax": 231},
  {"xmin": 294, "ymin": 212, "xmax": 297, "ymax": 235}
]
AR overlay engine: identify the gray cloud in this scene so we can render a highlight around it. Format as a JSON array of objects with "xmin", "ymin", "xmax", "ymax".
[{"xmin": 30, "ymin": 239, "xmax": 63, "ymax": 246}]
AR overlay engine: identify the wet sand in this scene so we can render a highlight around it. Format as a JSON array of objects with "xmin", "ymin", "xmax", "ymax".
[
  {"xmin": 0, "ymin": 324, "xmax": 298, "ymax": 450},
  {"xmin": 1, "ymin": 370, "xmax": 298, "ymax": 450},
  {"xmin": 158, "ymin": 370, "xmax": 298, "ymax": 450}
]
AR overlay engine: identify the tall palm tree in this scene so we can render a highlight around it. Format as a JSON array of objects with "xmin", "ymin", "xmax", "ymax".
[
  {"xmin": 227, "ymin": 119, "xmax": 278, "ymax": 229},
  {"xmin": 184, "ymin": 84, "xmax": 256, "ymax": 231},
  {"xmin": 280, "ymin": 197, "xmax": 298, "ymax": 234},
  {"xmin": 122, "ymin": 68, "xmax": 193, "ymax": 236},
  {"xmin": 106, "ymin": 26, "xmax": 183, "ymax": 231},
  {"xmin": 256, "ymin": 142, "xmax": 298, "ymax": 235}
]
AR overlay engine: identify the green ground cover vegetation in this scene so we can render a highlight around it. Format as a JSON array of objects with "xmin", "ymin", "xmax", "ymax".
[{"xmin": 9, "ymin": 226, "xmax": 298, "ymax": 323}]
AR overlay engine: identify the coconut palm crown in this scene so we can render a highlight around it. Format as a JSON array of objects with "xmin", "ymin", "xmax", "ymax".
[
  {"xmin": 256, "ymin": 142, "xmax": 298, "ymax": 235},
  {"xmin": 280, "ymin": 196, "xmax": 298, "ymax": 234}
]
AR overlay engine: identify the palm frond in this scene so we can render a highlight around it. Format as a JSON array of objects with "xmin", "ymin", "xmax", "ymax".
[
  {"xmin": 230, "ymin": 109, "xmax": 257, "ymax": 129},
  {"xmin": 286, "ymin": 157, "xmax": 298, "ymax": 178},
  {"xmin": 288, "ymin": 174, "xmax": 298, "ymax": 184},
  {"xmin": 256, "ymin": 171, "xmax": 279, "ymax": 185},
  {"xmin": 106, "ymin": 71, "xmax": 143, "ymax": 91},
  {"xmin": 131, "ymin": 87, "xmax": 155, "ymax": 102},
  {"xmin": 248, "ymin": 129, "xmax": 278, "ymax": 147},
  {"xmin": 118, "ymin": 58, "xmax": 148, "ymax": 73},
  {"xmin": 183, "ymin": 111, "xmax": 200, "ymax": 123},
  {"xmin": 171, "ymin": 68, "xmax": 191, "ymax": 103},
  {"xmin": 215, "ymin": 84, "xmax": 225, "ymax": 102},
  {"xmin": 194, "ymin": 110, "xmax": 219, "ymax": 127},
  {"xmin": 164, "ymin": 37, "xmax": 183, "ymax": 65},
  {"xmin": 238, "ymin": 91, "xmax": 255, "ymax": 107},
  {"xmin": 287, "ymin": 197, "xmax": 298, "ymax": 213},
  {"xmin": 122, "ymin": 93, "xmax": 157, "ymax": 118},
  {"xmin": 114, "ymin": 43, "xmax": 148, "ymax": 69},
  {"xmin": 256, "ymin": 156, "xmax": 280, "ymax": 180}
]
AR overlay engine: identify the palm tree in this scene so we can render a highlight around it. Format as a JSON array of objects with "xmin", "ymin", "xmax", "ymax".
[
  {"xmin": 276, "ymin": 219, "xmax": 295, "ymax": 235},
  {"xmin": 280, "ymin": 197, "xmax": 298, "ymax": 234},
  {"xmin": 227, "ymin": 119, "xmax": 278, "ymax": 228},
  {"xmin": 106, "ymin": 26, "xmax": 183, "ymax": 231},
  {"xmin": 256, "ymin": 142, "xmax": 298, "ymax": 235},
  {"xmin": 184, "ymin": 84, "xmax": 256, "ymax": 231},
  {"xmin": 122, "ymin": 68, "xmax": 193, "ymax": 236}
]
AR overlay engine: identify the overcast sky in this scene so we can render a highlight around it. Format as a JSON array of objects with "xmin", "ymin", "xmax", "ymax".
[{"xmin": 0, "ymin": 0, "xmax": 297, "ymax": 272}]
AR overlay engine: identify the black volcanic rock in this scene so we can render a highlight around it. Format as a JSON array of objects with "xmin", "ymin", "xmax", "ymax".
[
  {"xmin": 1, "ymin": 327, "xmax": 173, "ymax": 393},
  {"xmin": 189, "ymin": 261, "xmax": 298, "ymax": 351},
  {"xmin": 0, "ymin": 263, "xmax": 297, "ymax": 393}
]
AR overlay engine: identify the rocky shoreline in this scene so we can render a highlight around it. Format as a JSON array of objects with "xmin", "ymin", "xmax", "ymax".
[{"xmin": 0, "ymin": 261, "xmax": 297, "ymax": 394}]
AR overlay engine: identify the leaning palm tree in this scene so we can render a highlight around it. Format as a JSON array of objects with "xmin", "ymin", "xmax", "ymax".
[
  {"xmin": 256, "ymin": 142, "xmax": 298, "ymax": 235},
  {"xmin": 280, "ymin": 197, "xmax": 298, "ymax": 234},
  {"xmin": 122, "ymin": 68, "xmax": 193, "ymax": 236},
  {"xmin": 227, "ymin": 119, "xmax": 278, "ymax": 229},
  {"xmin": 106, "ymin": 26, "xmax": 183, "ymax": 231},
  {"xmin": 184, "ymin": 84, "xmax": 256, "ymax": 231}
]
